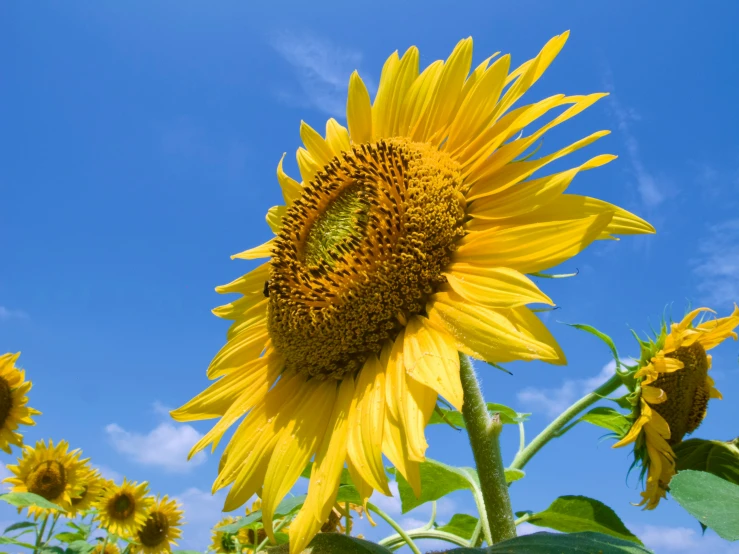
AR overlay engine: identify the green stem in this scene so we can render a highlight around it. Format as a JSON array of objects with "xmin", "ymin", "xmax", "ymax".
[
  {"xmin": 459, "ymin": 353, "xmax": 516, "ymax": 544},
  {"xmin": 509, "ymin": 373, "xmax": 623, "ymax": 471},
  {"xmin": 378, "ymin": 528, "xmax": 470, "ymax": 550},
  {"xmin": 367, "ymin": 502, "xmax": 421, "ymax": 554},
  {"xmin": 256, "ymin": 517, "xmax": 290, "ymax": 552},
  {"xmin": 34, "ymin": 514, "xmax": 49, "ymax": 553},
  {"xmin": 344, "ymin": 501, "xmax": 351, "ymax": 535},
  {"xmin": 469, "ymin": 519, "xmax": 483, "ymax": 547},
  {"xmin": 44, "ymin": 513, "xmax": 60, "ymax": 545}
]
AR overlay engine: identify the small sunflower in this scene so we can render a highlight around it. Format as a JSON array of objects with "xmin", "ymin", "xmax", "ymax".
[
  {"xmin": 210, "ymin": 516, "xmax": 243, "ymax": 554},
  {"xmin": 67, "ymin": 466, "xmax": 105, "ymax": 517},
  {"xmin": 94, "ymin": 479, "xmax": 153, "ymax": 538},
  {"xmin": 172, "ymin": 33, "xmax": 654, "ymax": 553},
  {"xmin": 0, "ymin": 353, "xmax": 41, "ymax": 453},
  {"xmin": 131, "ymin": 495, "xmax": 183, "ymax": 554},
  {"xmin": 614, "ymin": 305, "xmax": 739, "ymax": 509},
  {"xmin": 4, "ymin": 439, "xmax": 86, "ymax": 518},
  {"xmin": 92, "ymin": 541, "xmax": 121, "ymax": 554}
]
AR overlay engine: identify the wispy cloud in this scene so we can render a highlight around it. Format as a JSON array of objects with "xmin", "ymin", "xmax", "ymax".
[
  {"xmin": 692, "ymin": 218, "xmax": 739, "ymax": 309},
  {"xmin": 0, "ymin": 306, "xmax": 29, "ymax": 321},
  {"xmin": 603, "ymin": 69, "xmax": 666, "ymax": 209},
  {"xmin": 270, "ymin": 32, "xmax": 373, "ymax": 117},
  {"xmin": 517, "ymin": 359, "xmax": 633, "ymax": 419},
  {"xmin": 105, "ymin": 404, "xmax": 206, "ymax": 473},
  {"xmin": 629, "ymin": 523, "xmax": 739, "ymax": 553},
  {"xmin": 173, "ymin": 487, "xmax": 230, "ymax": 550}
]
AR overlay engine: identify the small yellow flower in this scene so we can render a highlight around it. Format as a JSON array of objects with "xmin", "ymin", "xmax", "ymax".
[
  {"xmin": 131, "ymin": 495, "xmax": 184, "ymax": 554},
  {"xmin": 94, "ymin": 479, "xmax": 153, "ymax": 538},
  {"xmin": 92, "ymin": 542, "xmax": 121, "ymax": 554},
  {"xmin": 172, "ymin": 33, "xmax": 655, "ymax": 554},
  {"xmin": 4, "ymin": 439, "xmax": 86, "ymax": 518},
  {"xmin": 0, "ymin": 353, "xmax": 41, "ymax": 453},
  {"xmin": 614, "ymin": 305, "xmax": 739, "ymax": 509},
  {"xmin": 67, "ymin": 466, "xmax": 105, "ymax": 517},
  {"xmin": 210, "ymin": 516, "xmax": 242, "ymax": 553}
]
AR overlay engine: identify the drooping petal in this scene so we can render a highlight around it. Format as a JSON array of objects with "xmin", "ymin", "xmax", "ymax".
[
  {"xmin": 207, "ymin": 324, "xmax": 269, "ymax": 378},
  {"xmin": 215, "ymin": 262, "xmax": 269, "ymax": 295},
  {"xmin": 277, "ymin": 154, "xmax": 303, "ymax": 205},
  {"xmin": 443, "ymin": 264, "xmax": 553, "ymax": 309},
  {"xmin": 231, "ymin": 240, "xmax": 275, "ymax": 261},
  {"xmin": 266, "ymin": 205, "xmax": 287, "ymax": 234}
]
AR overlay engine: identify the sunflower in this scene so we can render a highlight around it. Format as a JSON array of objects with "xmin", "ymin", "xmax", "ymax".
[
  {"xmin": 4, "ymin": 439, "xmax": 86, "ymax": 518},
  {"xmin": 92, "ymin": 542, "xmax": 121, "ymax": 554},
  {"xmin": 210, "ymin": 516, "xmax": 245, "ymax": 553},
  {"xmin": 0, "ymin": 353, "xmax": 41, "ymax": 453},
  {"xmin": 613, "ymin": 305, "xmax": 739, "ymax": 509},
  {"xmin": 67, "ymin": 466, "xmax": 105, "ymax": 517},
  {"xmin": 171, "ymin": 33, "xmax": 654, "ymax": 553},
  {"xmin": 131, "ymin": 495, "xmax": 183, "ymax": 554},
  {"xmin": 94, "ymin": 479, "xmax": 153, "ymax": 538}
]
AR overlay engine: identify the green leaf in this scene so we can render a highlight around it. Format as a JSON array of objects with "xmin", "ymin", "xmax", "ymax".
[
  {"xmin": 66, "ymin": 522, "xmax": 91, "ymax": 535},
  {"xmin": 670, "ymin": 470, "xmax": 739, "ymax": 541},
  {"xmin": 443, "ymin": 532, "xmax": 653, "ymax": 553},
  {"xmin": 566, "ymin": 323, "xmax": 620, "ymax": 364},
  {"xmin": 0, "ymin": 492, "xmax": 65, "ymax": 511},
  {"xmin": 217, "ymin": 511, "xmax": 264, "ymax": 533},
  {"xmin": 393, "ymin": 459, "xmax": 477, "ymax": 513},
  {"xmin": 335, "ymin": 485, "xmax": 360, "ymax": 504},
  {"xmin": 579, "ymin": 407, "xmax": 631, "ymax": 435},
  {"xmin": 2, "ymin": 521, "xmax": 36, "ymax": 534},
  {"xmin": 55, "ymin": 532, "xmax": 85, "ymax": 543},
  {"xmin": 0, "ymin": 536, "xmax": 37, "ymax": 549},
  {"xmin": 429, "ymin": 403, "xmax": 528, "ymax": 429},
  {"xmin": 526, "ymin": 495, "xmax": 641, "ymax": 544},
  {"xmin": 266, "ymin": 533, "xmax": 393, "ymax": 553},
  {"xmin": 436, "ymin": 513, "xmax": 479, "ymax": 540},
  {"xmin": 673, "ymin": 438, "xmax": 739, "ymax": 486},
  {"xmin": 504, "ymin": 469, "xmax": 525, "ymax": 484},
  {"xmin": 67, "ymin": 540, "xmax": 95, "ymax": 553},
  {"xmin": 40, "ymin": 547, "xmax": 66, "ymax": 554}
]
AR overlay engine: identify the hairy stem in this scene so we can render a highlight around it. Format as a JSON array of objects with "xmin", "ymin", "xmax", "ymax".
[
  {"xmin": 459, "ymin": 353, "xmax": 517, "ymax": 543},
  {"xmin": 379, "ymin": 528, "xmax": 470, "ymax": 550},
  {"xmin": 509, "ymin": 373, "xmax": 623, "ymax": 471},
  {"xmin": 368, "ymin": 502, "xmax": 422, "ymax": 554}
]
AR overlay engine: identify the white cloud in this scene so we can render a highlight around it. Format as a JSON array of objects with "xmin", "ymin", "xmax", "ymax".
[
  {"xmin": 93, "ymin": 464, "xmax": 123, "ymax": 483},
  {"xmin": 0, "ymin": 307, "xmax": 29, "ymax": 321},
  {"xmin": 692, "ymin": 219, "xmax": 739, "ymax": 309},
  {"xmin": 105, "ymin": 421, "xmax": 206, "ymax": 473},
  {"xmin": 629, "ymin": 523, "xmax": 739, "ymax": 553},
  {"xmin": 271, "ymin": 32, "xmax": 373, "ymax": 117},
  {"xmin": 603, "ymin": 70, "xmax": 666, "ymax": 209},
  {"xmin": 517, "ymin": 359, "xmax": 633, "ymax": 419},
  {"xmin": 369, "ymin": 480, "xmax": 402, "ymax": 515},
  {"xmin": 173, "ymin": 487, "xmax": 231, "ymax": 551}
]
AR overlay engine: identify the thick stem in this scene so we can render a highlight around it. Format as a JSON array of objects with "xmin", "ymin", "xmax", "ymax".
[
  {"xmin": 459, "ymin": 353, "xmax": 517, "ymax": 544},
  {"xmin": 368, "ymin": 502, "xmax": 422, "ymax": 554},
  {"xmin": 509, "ymin": 373, "xmax": 622, "ymax": 471}
]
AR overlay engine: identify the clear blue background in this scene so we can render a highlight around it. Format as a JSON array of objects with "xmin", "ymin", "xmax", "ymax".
[{"xmin": 2, "ymin": 1, "xmax": 739, "ymax": 552}]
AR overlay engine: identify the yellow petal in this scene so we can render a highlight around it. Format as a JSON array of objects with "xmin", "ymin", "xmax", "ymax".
[
  {"xmin": 288, "ymin": 378, "xmax": 354, "ymax": 554},
  {"xmin": 325, "ymin": 118, "xmax": 351, "ymax": 156},
  {"xmin": 466, "ymin": 154, "xmax": 616, "ymax": 223},
  {"xmin": 296, "ymin": 147, "xmax": 321, "ymax": 184},
  {"xmin": 225, "ymin": 298, "xmax": 269, "ymax": 339},
  {"xmin": 641, "ymin": 385, "xmax": 667, "ymax": 405},
  {"xmin": 347, "ymin": 356, "xmax": 391, "ymax": 494},
  {"xmin": 397, "ymin": 60, "xmax": 444, "ymax": 137},
  {"xmin": 346, "ymin": 459, "xmax": 377, "ymax": 525},
  {"xmin": 403, "ymin": 315, "xmax": 463, "ymax": 411},
  {"xmin": 381, "ymin": 407, "xmax": 421, "ymax": 497},
  {"xmin": 300, "ymin": 121, "xmax": 335, "ymax": 168},
  {"xmin": 231, "ymin": 239, "xmax": 275, "ymax": 260},
  {"xmin": 266, "ymin": 205, "xmax": 286, "ymax": 234},
  {"xmin": 426, "ymin": 291, "xmax": 562, "ymax": 364},
  {"xmin": 380, "ymin": 47, "xmax": 420, "ymax": 138},
  {"xmin": 695, "ymin": 304, "xmax": 739, "ymax": 350},
  {"xmin": 454, "ymin": 213, "xmax": 613, "ymax": 274},
  {"xmin": 443, "ymin": 264, "xmax": 553, "ymax": 309},
  {"xmin": 216, "ymin": 262, "xmax": 269, "ymax": 295},
  {"xmin": 207, "ymin": 324, "xmax": 269, "ymax": 378},
  {"xmin": 371, "ymin": 51, "xmax": 401, "ymax": 140},
  {"xmin": 402, "ymin": 372, "xmax": 437, "ymax": 462},
  {"xmin": 261, "ymin": 379, "xmax": 338, "ymax": 542},
  {"xmin": 347, "ymin": 71, "xmax": 373, "ymax": 144},
  {"xmin": 277, "ymin": 154, "xmax": 303, "ymax": 205},
  {"xmin": 504, "ymin": 306, "xmax": 566, "ymax": 365}
]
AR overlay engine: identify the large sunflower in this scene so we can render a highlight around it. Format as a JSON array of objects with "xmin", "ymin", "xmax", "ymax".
[
  {"xmin": 172, "ymin": 33, "xmax": 654, "ymax": 553},
  {"xmin": 131, "ymin": 495, "xmax": 183, "ymax": 554},
  {"xmin": 0, "ymin": 353, "xmax": 41, "ymax": 453},
  {"xmin": 94, "ymin": 479, "xmax": 153, "ymax": 538},
  {"xmin": 614, "ymin": 305, "xmax": 739, "ymax": 509},
  {"xmin": 67, "ymin": 466, "xmax": 105, "ymax": 517},
  {"xmin": 4, "ymin": 439, "xmax": 86, "ymax": 518}
]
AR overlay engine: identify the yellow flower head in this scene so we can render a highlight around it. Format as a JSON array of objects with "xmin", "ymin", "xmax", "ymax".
[
  {"xmin": 93, "ymin": 478, "xmax": 153, "ymax": 538},
  {"xmin": 67, "ymin": 466, "xmax": 105, "ymax": 517},
  {"xmin": 0, "ymin": 353, "xmax": 41, "ymax": 453},
  {"xmin": 172, "ymin": 33, "xmax": 655, "ymax": 553},
  {"xmin": 92, "ymin": 542, "xmax": 121, "ymax": 554},
  {"xmin": 131, "ymin": 495, "xmax": 184, "ymax": 554},
  {"xmin": 210, "ymin": 516, "xmax": 244, "ymax": 554},
  {"xmin": 4, "ymin": 439, "xmax": 86, "ymax": 518},
  {"xmin": 614, "ymin": 305, "xmax": 739, "ymax": 509}
]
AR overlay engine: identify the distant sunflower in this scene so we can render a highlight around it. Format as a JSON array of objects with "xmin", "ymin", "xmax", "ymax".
[
  {"xmin": 172, "ymin": 32, "xmax": 654, "ymax": 553},
  {"xmin": 68, "ymin": 466, "xmax": 105, "ymax": 517},
  {"xmin": 0, "ymin": 353, "xmax": 41, "ymax": 453},
  {"xmin": 614, "ymin": 305, "xmax": 739, "ymax": 508},
  {"xmin": 210, "ymin": 516, "xmax": 243, "ymax": 554},
  {"xmin": 94, "ymin": 479, "xmax": 153, "ymax": 538},
  {"xmin": 4, "ymin": 439, "xmax": 85, "ymax": 518},
  {"xmin": 92, "ymin": 541, "xmax": 121, "ymax": 554},
  {"xmin": 131, "ymin": 495, "xmax": 183, "ymax": 554}
]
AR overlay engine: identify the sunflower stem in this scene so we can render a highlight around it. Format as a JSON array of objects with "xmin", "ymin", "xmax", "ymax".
[
  {"xmin": 34, "ymin": 514, "xmax": 49, "ymax": 553},
  {"xmin": 43, "ymin": 513, "xmax": 60, "ymax": 546},
  {"xmin": 459, "ymin": 353, "xmax": 516, "ymax": 544},
  {"xmin": 379, "ymin": 527, "xmax": 470, "ymax": 550},
  {"xmin": 345, "ymin": 501, "xmax": 351, "ymax": 535},
  {"xmin": 367, "ymin": 502, "xmax": 422, "ymax": 554},
  {"xmin": 509, "ymin": 372, "xmax": 623, "ymax": 471}
]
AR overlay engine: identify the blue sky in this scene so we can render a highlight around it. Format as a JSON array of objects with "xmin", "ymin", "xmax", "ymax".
[{"xmin": 2, "ymin": 1, "xmax": 739, "ymax": 552}]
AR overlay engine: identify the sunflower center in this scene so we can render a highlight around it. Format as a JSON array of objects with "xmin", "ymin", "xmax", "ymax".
[
  {"xmin": 220, "ymin": 532, "xmax": 238, "ymax": 552},
  {"xmin": 269, "ymin": 138, "xmax": 466, "ymax": 379},
  {"xmin": 0, "ymin": 376, "xmax": 12, "ymax": 428},
  {"xmin": 111, "ymin": 493, "xmax": 135, "ymax": 519},
  {"xmin": 138, "ymin": 511, "xmax": 170, "ymax": 547},
  {"xmin": 27, "ymin": 461, "xmax": 67, "ymax": 501},
  {"xmin": 654, "ymin": 342, "xmax": 710, "ymax": 445}
]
